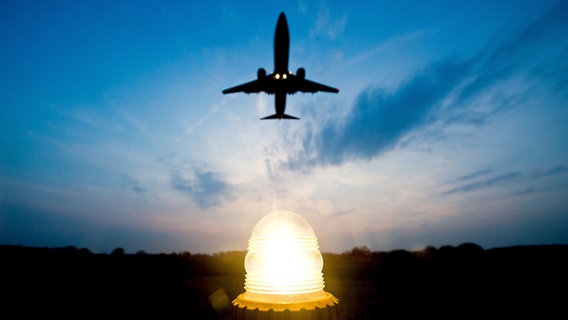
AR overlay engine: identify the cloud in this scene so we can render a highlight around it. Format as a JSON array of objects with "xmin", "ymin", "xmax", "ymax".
[
  {"xmin": 264, "ymin": 158, "xmax": 278, "ymax": 183},
  {"xmin": 446, "ymin": 169, "xmax": 492, "ymax": 184},
  {"xmin": 456, "ymin": 1, "xmax": 568, "ymax": 105},
  {"xmin": 442, "ymin": 172, "xmax": 522, "ymax": 196},
  {"xmin": 283, "ymin": 2, "xmax": 568, "ymax": 172},
  {"xmin": 171, "ymin": 169, "xmax": 234, "ymax": 209},
  {"xmin": 309, "ymin": 6, "xmax": 347, "ymax": 40},
  {"xmin": 121, "ymin": 173, "xmax": 147, "ymax": 194},
  {"xmin": 531, "ymin": 165, "xmax": 568, "ymax": 179},
  {"xmin": 284, "ymin": 57, "xmax": 471, "ymax": 171},
  {"xmin": 441, "ymin": 163, "xmax": 568, "ymax": 197},
  {"xmin": 511, "ymin": 187, "xmax": 539, "ymax": 197}
]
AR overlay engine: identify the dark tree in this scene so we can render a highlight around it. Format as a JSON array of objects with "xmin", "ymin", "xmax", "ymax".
[{"xmin": 111, "ymin": 247, "xmax": 124, "ymax": 255}]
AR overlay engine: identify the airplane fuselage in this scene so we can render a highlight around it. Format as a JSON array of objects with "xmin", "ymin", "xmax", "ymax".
[
  {"xmin": 273, "ymin": 13, "xmax": 290, "ymax": 118},
  {"xmin": 274, "ymin": 13, "xmax": 289, "ymax": 75}
]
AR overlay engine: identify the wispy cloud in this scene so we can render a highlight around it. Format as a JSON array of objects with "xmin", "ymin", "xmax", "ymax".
[
  {"xmin": 309, "ymin": 5, "xmax": 347, "ymax": 40},
  {"xmin": 283, "ymin": 1, "xmax": 568, "ymax": 172},
  {"xmin": 442, "ymin": 172, "xmax": 522, "ymax": 196},
  {"xmin": 511, "ymin": 187, "xmax": 539, "ymax": 197},
  {"xmin": 441, "ymin": 164, "xmax": 568, "ymax": 197},
  {"xmin": 121, "ymin": 173, "xmax": 147, "ymax": 194},
  {"xmin": 171, "ymin": 168, "xmax": 234, "ymax": 210},
  {"xmin": 531, "ymin": 165, "xmax": 568, "ymax": 179},
  {"xmin": 446, "ymin": 169, "xmax": 492, "ymax": 184}
]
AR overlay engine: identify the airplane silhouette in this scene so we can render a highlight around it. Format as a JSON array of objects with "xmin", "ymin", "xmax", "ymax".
[{"xmin": 222, "ymin": 12, "xmax": 339, "ymax": 120}]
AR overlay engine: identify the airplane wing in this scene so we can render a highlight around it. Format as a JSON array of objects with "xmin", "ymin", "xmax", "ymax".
[
  {"xmin": 223, "ymin": 77, "xmax": 338, "ymax": 94},
  {"xmin": 222, "ymin": 79, "xmax": 265, "ymax": 94},
  {"xmin": 296, "ymin": 78, "xmax": 339, "ymax": 93}
]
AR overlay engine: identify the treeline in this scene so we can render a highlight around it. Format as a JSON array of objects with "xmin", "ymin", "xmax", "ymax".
[
  {"xmin": 0, "ymin": 244, "xmax": 245, "ymax": 319},
  {"xmin": 1, "ymin": 243, "xmax": 567, "ymax": 319},
  {"xmin": 323, "ymin": 243, "xmax": 568, "ymax": 318}
]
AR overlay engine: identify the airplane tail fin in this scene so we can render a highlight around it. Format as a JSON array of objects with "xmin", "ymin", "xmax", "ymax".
[{"xmin": 260, "ymin": 113, "xmax": 299, "ymax": 120}]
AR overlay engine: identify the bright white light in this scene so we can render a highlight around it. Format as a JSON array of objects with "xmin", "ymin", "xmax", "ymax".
[
  {"xmin": 243, "ymin": 211, "xmax": 326, "ymax": 302},
  {"xmin": 283, "ymin": 74, "xmax": 287, "ymax": 79},
  {"xmin": 275, "ymin": 73, "xmax": 280, "ymax": 79}
]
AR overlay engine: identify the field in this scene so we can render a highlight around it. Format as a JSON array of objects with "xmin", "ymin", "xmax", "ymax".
[{"xmin": 2, "ymin": 244, "xmax": 567, "ymax": 319}]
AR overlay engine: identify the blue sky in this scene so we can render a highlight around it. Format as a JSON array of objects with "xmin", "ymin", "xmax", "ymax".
[{"xmin": 1, "ymin": 0, "xmax": 567, "ymax": 254}]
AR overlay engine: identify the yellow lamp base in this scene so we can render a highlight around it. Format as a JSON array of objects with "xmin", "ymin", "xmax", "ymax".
[{"xmin": 232, "ymin": 291, "xmax": 339, "ymax": 320}]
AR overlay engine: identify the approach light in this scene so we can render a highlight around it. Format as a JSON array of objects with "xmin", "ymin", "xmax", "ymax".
[{"xmin": 232, "ymin": 211, "xmax": 339, "ymax": 319}]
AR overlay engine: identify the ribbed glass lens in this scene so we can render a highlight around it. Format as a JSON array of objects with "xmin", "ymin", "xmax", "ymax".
[{"xmin": 244, "ymin": 211, "xmax": 325, "ymax": 297}]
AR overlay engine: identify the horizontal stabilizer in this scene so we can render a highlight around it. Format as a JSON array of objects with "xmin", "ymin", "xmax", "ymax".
[{"xmin": 260, "ymin": 113, "xmax": 299, "ymax": 120}]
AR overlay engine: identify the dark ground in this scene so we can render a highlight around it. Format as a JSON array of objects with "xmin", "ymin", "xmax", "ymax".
[{"xmin": 1, "ymin": 243, "xmax": 567, "ymax": 319}]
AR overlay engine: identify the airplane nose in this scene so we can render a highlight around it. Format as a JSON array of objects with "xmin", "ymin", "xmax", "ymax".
[{"xmin": 278, "ymin": 12, "xmax": 287, "ymax": 26}]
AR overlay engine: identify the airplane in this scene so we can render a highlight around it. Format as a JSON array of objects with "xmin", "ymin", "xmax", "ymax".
[{"xmin": 222, "ymin": 12, "xmax": 339, "ymax": 120}]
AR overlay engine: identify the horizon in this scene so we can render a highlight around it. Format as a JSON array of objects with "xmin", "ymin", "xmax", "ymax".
[
  {"xmin": 1, "ymin": 1, "xmax": 568, "ymax": 254},
  {"xmin": 5, "ymin": 241, "xmax": 567, "ymax": 256}
]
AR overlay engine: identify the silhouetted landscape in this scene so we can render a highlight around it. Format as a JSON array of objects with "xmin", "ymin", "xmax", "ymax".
[{"xmin": 2, "ymin": 243, "xmax": 567, "ymax": 319}]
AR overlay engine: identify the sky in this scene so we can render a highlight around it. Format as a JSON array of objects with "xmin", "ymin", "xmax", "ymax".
[{"xmin": 1, "ymin": 0, "xmax": 567, "ymax": 254}]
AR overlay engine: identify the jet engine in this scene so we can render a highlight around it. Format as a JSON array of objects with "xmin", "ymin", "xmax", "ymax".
[
  {"xmin": 257, "ymin": 68, "xmax": 267, "ymax": 79},
  {"xmin": 296, "ymin": 67, "xmax": 305, "ymax": 79}
]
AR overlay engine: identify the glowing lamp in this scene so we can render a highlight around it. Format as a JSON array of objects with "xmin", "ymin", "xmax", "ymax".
[{"xmin": 233, "ymin": 211, "xmax": 339, "ymax": 320}]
